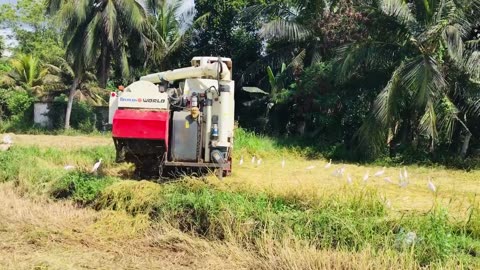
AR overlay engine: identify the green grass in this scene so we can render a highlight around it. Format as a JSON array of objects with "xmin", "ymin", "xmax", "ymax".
[
  {"xmin": 94, "ymin": 180, "xmax": 480, "ymax": 266},
  {"xmin": 1, "ymin": 132, "xmax": 480, "ymax": 268}
]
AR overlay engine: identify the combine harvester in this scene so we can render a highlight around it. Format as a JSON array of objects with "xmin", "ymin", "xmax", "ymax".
[{"xmin": 109, "ymin": 57, "xmax": 235, "ymax": 178}]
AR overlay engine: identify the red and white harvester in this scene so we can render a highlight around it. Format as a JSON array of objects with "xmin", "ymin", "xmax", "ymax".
[{"xmin": 109, "ymin": 57, "xmax": 234, "ymax": 178}]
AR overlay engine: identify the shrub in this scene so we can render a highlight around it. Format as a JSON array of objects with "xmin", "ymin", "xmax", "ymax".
[
  {"xmin": 50, "ymin": 172, "xmax": 116, "ymax": 205},
  {"xmin": 47, "ymin": 95, "xmax": 97, "ymax": 131}
]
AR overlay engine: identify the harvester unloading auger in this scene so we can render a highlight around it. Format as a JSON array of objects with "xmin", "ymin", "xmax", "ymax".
[{"xmin": 108, "ymin": 57, "xmax": 234, "ymax": 178}]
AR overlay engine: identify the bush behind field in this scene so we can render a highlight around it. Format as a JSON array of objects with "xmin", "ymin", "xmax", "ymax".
[{"xmin": 1, "ymin": 137, "xmax": 480, "ymax": 267}]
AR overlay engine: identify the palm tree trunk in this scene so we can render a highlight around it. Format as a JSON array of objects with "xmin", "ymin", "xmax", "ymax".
[
  {"xmin": 99, "ymin": 45, "xmax": 110, "ymax": 88},
  {"xmin": 460, "ymin": 132, "xmax": 472, "ymax": 159},
  {"xmin": 65, "ymin": 76, "xmax": 80, "ymax": 129}
]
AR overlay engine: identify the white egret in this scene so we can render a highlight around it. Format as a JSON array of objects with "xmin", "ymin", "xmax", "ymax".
[
  {"xmin": 281, "ymin": 158, "xmax": 285, "ymax": 169},
  {"xmin": 428, "ymin": 180, "xmax": 437, "ymax": 193},
  {"xmin": 347, "ymin": 174, "xmax": 353, "ymax": 184},
  {"xmin": 374, "ymin": 167, "xmax": 386, "ymax": 177},
  {"xmin": 91, "ymin": 158, "xmax": 103, "ymax": 174},
  {"xmin": 239, "ymin": 156, "xmax": 244, "ymax": 166},
  {"xmin": 64, "ymin": 165, "xmax": 75, "ymax": 170},
  {"xmin": 256, "ymin": 158, "xmax": 262, "ymax": 166},
  {"xmin": 333, "ymin": 165, "xmax": 346, "ymax": 177},
  {"xmin": 3, "ymin": 135, "xmax": 13, "ymax": 145},
  {"xmin": 403, "ymin": 167, "xmax": 408, "ymax": 179},
  {"xmin": 251, "ymin": 156, "xmax": 256, "ymax": 164},
  {"xmin": 363, "ymin": 170, "xmax": 370, "ymax": 182},
  {"xmin": 306, "ymin": 165, "xmax": 316, "ymax": 171},
  {"xmin": 399, "ymin": 180, "xmax": 409, "ymax": 188},
  {"xmin": 385, "ymin": 199, "xmax": 392, "ymax": 209},
  {"xmin": 384, "ymin": 177, "xmax": 394, "ymax": 184},
  {"xmin": 324, "ymin": 159, "xmax": 332, "ymax": 169}
]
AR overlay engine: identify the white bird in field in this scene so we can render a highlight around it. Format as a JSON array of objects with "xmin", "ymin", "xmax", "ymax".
[
  {"xmin": 306, "ymin": 165, "xmax": 316, "ymax": 171},
  {"xmin": 333, "ymin": 165, "xmax": 346, "ymax": 177},
  {"xmin": 384, "ymin": 177, "xmax": 394, "ymax": 184},
  {"xmin": 385, "ymin": 199, "xmax": 392, "ymax": 209},
  {"xmin": 428, "ymin": 179, "xmax": 437, "ymax": 193},
  {"xmin": 281, "ymin": 158, "xmax": 285, "ymax": 169},
  {"xmin": 251, "ymin": 156, "xmax": 256, "ymax": 164},
  {"xmin": 403, "ymin": 167, "xmax": 408, "ymax": 179},
  {"xmin": 374, "ymin": 167, "xmax": 386, "ymax": 177},
  {"xmin": 64, "ymin": 165, "xmax": 75, "ymax": 170},
  {"xmin": 3, "ymin": 135, "xmax": 13, "ymax": 145},
  {"xmin": 363, "ymin": 170, "xmax": 370, "ymax": 182},
  {"xmin": 399, "ymin": 180, "xmax": 409, "ymax": 188},
  {"xmin": 239, "ymin": 156, "xmax": 244, "ymax": 166},
  {"xmin": 347, "ymin": 174, "xmax": 353, "ymax": 184},
  {"xmin": 256, "ymin": 158, "xmax": 262, "ymax": 166},
  {"xmin": 324, "ymin": 159, "xmax": 332, "ymax": 169},
  {"xmin": 91, "ymin": 158, "xmax": 102, "ymax": 174}
]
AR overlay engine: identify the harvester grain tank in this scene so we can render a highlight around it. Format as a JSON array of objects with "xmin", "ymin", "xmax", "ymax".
[{"xmin": 108, "ymin": 57, "xmax": 235, "ymax": 178}]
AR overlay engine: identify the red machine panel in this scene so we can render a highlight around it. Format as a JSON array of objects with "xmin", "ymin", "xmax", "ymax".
[{"xmin": 112, "ymin": 109, "xmax": 169, "ymax": 144}]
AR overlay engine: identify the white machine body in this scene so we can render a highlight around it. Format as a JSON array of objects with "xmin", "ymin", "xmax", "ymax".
[{"xmin": 108, "ymin": 57, "xmax": 235, "ymax": 177}]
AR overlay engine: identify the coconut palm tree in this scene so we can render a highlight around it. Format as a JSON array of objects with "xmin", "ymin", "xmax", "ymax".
[
  {"xmin": 336, "ymin": 0, "xmax": 480, "ymax": 157},
  {"xmin": 46, "ymin": 0, "xmax": 149, "ymax": 128},
  {"xmin": 145, "ymin": 0, "xmax": 208, "ymax": 71},
  {"xmin": 9, "ymin": 54, "xmax": 47, "ymax": 90}
]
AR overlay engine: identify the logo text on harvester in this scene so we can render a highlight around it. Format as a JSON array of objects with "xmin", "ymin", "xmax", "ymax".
[
  {"xmin": 120, "ymin": 97, "xmax": 166, "ymax": 103},
  {"xmin": 143, "ymin": 98, "xmax": 166, "ymax": 103}
]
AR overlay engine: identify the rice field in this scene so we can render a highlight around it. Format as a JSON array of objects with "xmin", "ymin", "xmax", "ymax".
[{"xmin": 1, "ymin": 131, "xmax": 480, "ymax": 269}]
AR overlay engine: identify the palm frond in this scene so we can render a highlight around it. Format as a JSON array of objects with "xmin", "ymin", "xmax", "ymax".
[
  {"xmin": 82, "ymin": 13, "xmax": 101, "ymax": 67},
  {"xmin": 118, "ymin": 46, "xmax": 130, "ymax": 78},
  {"xmin": 379, "ymin": 0, "xmax": 416, "ymax": 25},
  {"xmin": 103, "ymin": 0, "xmax": 118, "ymax": 44},
  {"xmin": 355, "ymin": 115, "xmax": 388, "ymax": 158},
  {"xmin": 437, "ymin": 96, "xmax": 462, "ymax": 143},
  {"xmin": 419, "ymin": 100, "xmax": 438, "ymax": 145},
  {"xmin": 335, "ymin": 41, "xmax": 401, "ymax": 82},
  {"xmin": 442, "ymin": 24, "xmax": 465, "ymax": 64},
  {"xmin": 372, "ymin": 65, "xmax": 404, "ymax": 126},
  {"xmin": 259, "ymin": 19, "xmax": 311, "ymax": 42},
  {"xmin": 465, "ymin": 51, "xmax": 480, "ymax": 82},
  {"xmin": 116, "ymin": 0, "xmax": 145, "ymax": 31},
  {"xmin": 400, "ymin": 56, "xmax": 446, "ymax": 109},
  {"xmin": 287, "ymin": 49, "xmax": 306, "ymax": 70}
]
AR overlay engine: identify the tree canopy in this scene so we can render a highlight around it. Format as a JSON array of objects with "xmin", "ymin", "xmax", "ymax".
[{"xmin": 0, "ymin": 0, "xmax": 479, "ymax": 164}]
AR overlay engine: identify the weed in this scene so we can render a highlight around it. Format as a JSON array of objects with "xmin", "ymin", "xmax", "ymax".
[{"xmin": 50, "ymin": 172, "xmax": 116, "ymax": 205}]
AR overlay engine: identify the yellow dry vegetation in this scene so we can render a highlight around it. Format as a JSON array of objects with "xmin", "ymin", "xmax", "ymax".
[
  {"xmin": 213, "ymin": 155, "xmax": 480, "ymax": 219},
  {"xmin": 0, "ymin": 182, "xmax": 439, "ymax": 270}
]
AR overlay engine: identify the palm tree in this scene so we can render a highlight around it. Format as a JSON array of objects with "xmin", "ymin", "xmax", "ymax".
[
  {"xmin": 145, "ymin": 0, "xmax": 208, "ymax": 71},
  {"xmin": 46, "ymin": 0, "xmax": 149, "ymax": 128},
  {"xmin": 9, "ymin": 54, "xmax": 47, "ymax": 88},
  {"xmin": 45, "ymin": 57, "xmax": 106, "ymax": 106},
  {"xmin": 242, "ymin": 0, "xmax": 354, "ymax": 79},
  {"xmin": 337, "ymin": 0, "xmax": 480, "ymax": 157}
]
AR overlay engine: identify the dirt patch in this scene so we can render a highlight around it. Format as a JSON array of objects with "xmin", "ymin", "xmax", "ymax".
[{"xmin": 1, "ymin": 134, "xmax": 113, "ymax": 149}]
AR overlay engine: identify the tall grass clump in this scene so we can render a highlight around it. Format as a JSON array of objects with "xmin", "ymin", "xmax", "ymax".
[
  {"xmin": 50, "ymin": 172, "xmax": 116, "ymax": 205},
  {"xmin": 96, "ymin": 180, "xmax": 480, "ymax": 267}
]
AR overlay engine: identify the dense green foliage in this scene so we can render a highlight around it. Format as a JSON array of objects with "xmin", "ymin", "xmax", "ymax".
[{"xmin": 0, "ymin": 0, "xmax": 479, "ymax": 163}]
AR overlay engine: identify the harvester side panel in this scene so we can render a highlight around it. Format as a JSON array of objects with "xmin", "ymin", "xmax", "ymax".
[{"xmin": 171, "ymin": 111, "xmax": 200, "ymax": 162}]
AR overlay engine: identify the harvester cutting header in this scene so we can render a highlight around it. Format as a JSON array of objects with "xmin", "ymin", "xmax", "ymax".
[{"xmin": 109, "ymin": 57, "xmax": 235, "ymax": 178}]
